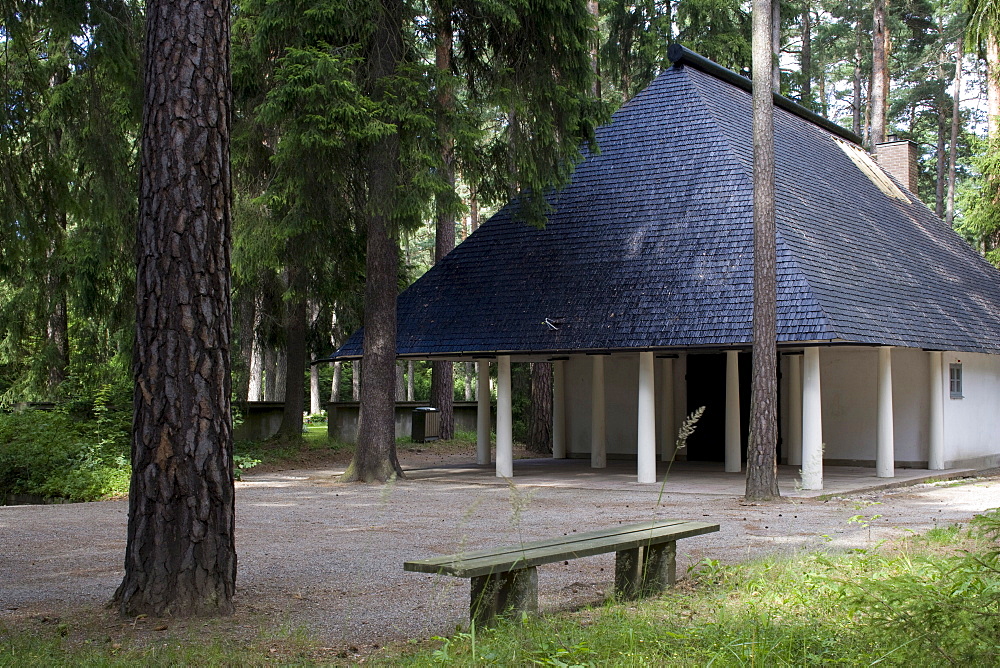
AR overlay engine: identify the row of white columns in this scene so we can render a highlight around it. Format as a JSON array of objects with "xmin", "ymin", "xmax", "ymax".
[{"xmin": 475, "ymin": 346, "xmax": 948, "ymax": 486}]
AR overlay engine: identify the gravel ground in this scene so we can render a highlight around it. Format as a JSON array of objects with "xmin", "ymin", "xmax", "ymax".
[{"xmin": 3, "ymin": 452, "xmax": 1000, "ymax": 655}]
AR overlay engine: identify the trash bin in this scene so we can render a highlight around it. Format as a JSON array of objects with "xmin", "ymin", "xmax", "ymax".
[{"xmin": 412, "ymin": 407, "xmax": 440, "ymax": 443}]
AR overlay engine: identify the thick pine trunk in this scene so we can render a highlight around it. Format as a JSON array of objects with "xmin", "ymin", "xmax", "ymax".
[
  {"xmin": 746, "ymin": 0, "xmax": 780, "ymax": 501},
  {"xmin": 277, "ymin": 288, "xmax": 307, "ymax": 438},
  {"xmin": 114, "ymin": 0, "xmax": 236, "ymax": 616},
  {"xmin": 430, "ymin": 0, "xmax": 456, "ymax": 440},
  {"xmin": 342, "ymin": 0, "xmax": 404, "ymax": 482},
  {"xmin": 870, "ymin": 0, "xmax": 889, "ymax": 148},
  {"xmin": 527, "ymin": 362, "xmax": 552, "ymax": 454},
  {"xmin": 464, "ymin": 362, "xmax": 474, "ymax": 401},
  {"xmin": 947, "ymin": 36, "xmax": 963, "ymax": 227}
]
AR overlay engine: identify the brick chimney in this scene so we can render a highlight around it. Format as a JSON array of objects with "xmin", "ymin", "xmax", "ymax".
[{"xmin": 874, "ymin": 135, "xmax": 919, "ymax": 193}]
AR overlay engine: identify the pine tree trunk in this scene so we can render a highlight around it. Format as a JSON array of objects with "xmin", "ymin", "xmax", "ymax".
[
  {"xmin": 248, "ymin": 296, "xmax": 264, "ymax": 401},
  {"xmin": 114, "ymin": 0, "xmax": 236, "ymax": 616},
  {"xmin": 430, "ymin": 0, "xmax": 457, "ymax": 440},
  {"xmin": 989, "ymin": 36, "xmax": 1000, "ymax": 140},
  {"xmin": 274, "ymin": 349, "xmax": 287, "ymax": 401},
  {"xmin": 331, "ymin": 361, "xmax": 341, "ymax": 403},
  {"xmin": 277, "ymin": 289, "xmax": 306, "ymax": 438},
  {"xmin": 342, "ymin": 0, "xmax": 404, "ymax": 482},
  {"xmin": 406, "ymin": 360, "xmax": 415, "ymax": 401},
  {"xmin": 233, "ymin": 289, "xmax": 255, "ymax": 405},
  {"xmin": 853, "ymin": 23, "xmax": 863, "ymax": 137},
  {"xmin": 936, "ymin": 101, "xmax": 946, "ymax": 216},
  {"xmin": 310, "ymin": 364, "xmax": 321, "ymax": 415},
  {"xmin": 352, "ymin": 360, "xmax": 361, "ymax": 400},
  {"xmin": 947, "ymin": 36, "xmax": 963, "ymax": 227},
  {"xmin": 771, "ymin": 0, "xmax": 781, "ymax": 91},
  {"xmin": 45, "ymin": 286, "xmax": 68, "ymax": 397},
  {"xmin": 800, "ymin": 1, "xmax": 811, "ymax": 107},
  {"xmin": 870, "ymin": 0, "xmax": 889, "ymax": 148},
  {"xmin": 527, "ymin": 362, "xmax": 552, "ymax": 454},
  {"xmin": 263, "ymin": 346, "xmax": 277, "ymax": 401},
  {"xmin": 589, "ymin": 0, "xmax": 601, "ymax": 100},
  {"xmin": 464, "ymin": 361, "xmax": 474, "ymax": 401},
  {"xmin": 746, "ymin": 0, "xmax": 780, "ymax": 501},
  {"xmin": 396, "ymin": 361, "xmax": 406, "ymax": 401}
]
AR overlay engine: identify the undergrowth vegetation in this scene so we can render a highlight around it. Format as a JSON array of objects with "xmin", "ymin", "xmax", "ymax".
[
  {"xmin": 0, "ymin": 384, "xmax": 131, "ymax": 502},
  {"xmin": 391, "ymin": 509, "xmax": 1000, "ymax": 667}
]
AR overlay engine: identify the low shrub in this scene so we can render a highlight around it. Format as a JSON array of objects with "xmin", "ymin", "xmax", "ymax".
[{"xmin": 0, "ymin": 384, "xmax": 131, "ymax": 503}]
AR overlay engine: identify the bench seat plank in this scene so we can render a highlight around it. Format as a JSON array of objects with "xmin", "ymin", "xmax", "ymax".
[{"xmin": 404, "ymin": 519, "xmax": 719, "ymax": 578}]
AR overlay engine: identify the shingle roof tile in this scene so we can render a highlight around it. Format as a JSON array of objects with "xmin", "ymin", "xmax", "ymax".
[{"xmin": 334, "ymin": 57, "xmax": 1000, "ymax": 359}]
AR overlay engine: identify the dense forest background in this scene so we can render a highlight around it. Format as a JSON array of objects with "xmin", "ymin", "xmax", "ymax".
[{"xmin": 2, "ymin": 0, "xmax": 999, "ymax": 432}]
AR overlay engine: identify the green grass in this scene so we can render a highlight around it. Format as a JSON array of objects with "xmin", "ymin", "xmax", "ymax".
[{"xmin": 5, "ymin": 513, "xmax": 1000, "ymax": 666}]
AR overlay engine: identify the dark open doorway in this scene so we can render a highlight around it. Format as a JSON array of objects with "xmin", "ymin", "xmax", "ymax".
[{"xmin": 685, "ymin": 353, "xmax": 751, "ymax": 462}]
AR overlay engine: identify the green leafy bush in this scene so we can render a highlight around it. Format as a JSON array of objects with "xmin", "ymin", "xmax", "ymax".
[{"xmin": 0, "ymin": 384, "xmax": 131, "ymax": 502}]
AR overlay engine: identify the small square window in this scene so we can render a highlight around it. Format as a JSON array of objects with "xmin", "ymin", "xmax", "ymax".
[{"xmin": 949, "ymin": 363, "xmax": 963, "ymax": 399}]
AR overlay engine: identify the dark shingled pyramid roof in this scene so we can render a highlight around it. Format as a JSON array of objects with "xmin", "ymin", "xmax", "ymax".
[{"xmin": 334, "ymin": 49, "xmax": 1000, "ymax": 360}]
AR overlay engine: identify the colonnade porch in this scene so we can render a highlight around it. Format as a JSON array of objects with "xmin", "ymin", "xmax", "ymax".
[{"xmin": 470, "ymin": 346, "xmax": 951, "ymax": 490}]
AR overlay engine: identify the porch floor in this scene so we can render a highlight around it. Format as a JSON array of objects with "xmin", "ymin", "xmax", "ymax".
[{"xmin": 402, "ymin": 457, "xmax": 983, "ymax": 499}]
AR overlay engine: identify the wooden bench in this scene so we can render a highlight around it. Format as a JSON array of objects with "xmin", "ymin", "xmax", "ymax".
[{"xmin": 404, "ymin": 519, "xmax": 719, "ymax": 625}]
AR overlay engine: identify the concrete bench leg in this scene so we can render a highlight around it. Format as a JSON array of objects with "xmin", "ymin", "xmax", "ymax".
[
  {"xmin": 614, "ymin": 547, "xmax": 642, "ymax": 599},
  {"xmin": 470, "ymin": 567, "xmax": 538, "ymax": 626},
  {"xmin": 640, "ymin": 541, "xmax": 676, "ymax": 595}
]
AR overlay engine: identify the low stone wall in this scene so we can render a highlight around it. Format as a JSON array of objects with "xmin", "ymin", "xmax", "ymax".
[
  {"xmin": 234, "ymin": 402, "xmax": 286, "ymax": 441},
  {"xmin": 326, "ymin": 401, "xmax": 482, "ymax": 443}
]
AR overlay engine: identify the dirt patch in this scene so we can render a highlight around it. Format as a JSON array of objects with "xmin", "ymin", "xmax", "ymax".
[{"xmin": 4, "ymin": 449, "xmax": 1000, "ymax": 657}]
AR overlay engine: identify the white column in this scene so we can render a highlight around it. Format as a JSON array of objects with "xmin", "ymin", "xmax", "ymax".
[
  {"xmin": 552, "ymin": 360, "xmax": 566, "ymax": 459},
  {"xmin": 658, "ymin": 357, "xmax": 676, "ymax": 461},
  {"xmin": 476, "ymin": 361, "xmax": 491, "ymax": 465},
  {"xmin": 787, "ymin": 354, "xmax": 803, "ymax": 467},
  {"xmin": 637, "ymin": 352, "xmax": 656, "ymax": 483},
  {"xmin": 591, "ymin": 355, "xmax": 606, "ymax": 468},
  {"xmin": 928, "ymin": 351, "xmax": 945, "ymax": 470},
  {"xmin": 725, "ymin": 351, "xmax": 741, "ymax": 473},
  {"xmin": 801, "ymin": 347, "xmax": 823, "ymax": 490},
  {"xmin": 877, "ymin": 347, "xmax": 895, "ymax": 478},
  {"xmin": 496, "ymin": 356, "xmax": 513, "ymax": 478}
]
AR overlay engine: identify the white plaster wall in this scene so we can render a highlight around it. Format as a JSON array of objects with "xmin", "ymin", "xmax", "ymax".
[
  {"xmin": 819, "ymin": 347, "xmax": 877, "ymax": 461},
  {"xmin": 890, "ymin": 347, "xmax": 930, "ymax": 463},
  {"xmin": 819, "ymin": 346, "xmax": 928, "ymax": 464},
  {"xmin": 564, "ymin": 353, "xmax": 643, "ymax": 457},
  {"xmin": 942, "ymin": 351, "xmax": 1000, "ymax": 467}
]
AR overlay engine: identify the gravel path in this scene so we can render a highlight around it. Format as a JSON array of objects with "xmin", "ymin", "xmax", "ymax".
[{"xmin": 3, "ymin": 455, "xmax": 1000, "ymax": 654}]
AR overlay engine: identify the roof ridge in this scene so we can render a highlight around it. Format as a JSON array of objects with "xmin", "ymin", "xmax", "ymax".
[{"xmin": 667, "ymin": 45, "xmax": 862, "ymax": 146}]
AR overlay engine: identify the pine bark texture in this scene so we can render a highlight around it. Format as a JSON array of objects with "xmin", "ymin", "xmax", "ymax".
[
  {"xmin": 527, "ymin": 362, "xmax": 552, "ymax": 454},
  {"xmin": 747, "ymin": 0, "xmax": 780, "ymax": 501},
  {"xmin": 342, "ymin": 0, "xmax": 404, "ymax": 482},
  {"xmin": 277, "ymin": 288, "xmax": 307, "ymax": 437},
  {"xmin": 870, "ymin": 0, "xmax": 889, "ymax": 148},
  {"xmin": 947, "ymin": 36, "xmax": 963, "ymax": 227},
  {"xmin": 114, "ymin": 0, "xmax": 236, "ymax": 617},
  {"xmin": 430, "ymin": 1, "xmax": 456, "ymax": 440},
  {"xmin": 310, "ymin": 364, "xmax": 321, "ymax": 415},
  {"xmin": 800, "ymin": 3, "xmax": 811, "ymax": 104}
]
